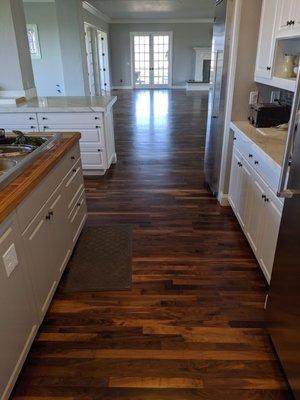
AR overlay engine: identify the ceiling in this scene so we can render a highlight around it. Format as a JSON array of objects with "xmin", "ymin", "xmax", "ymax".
[{"xmin": 88, "ymin": 0, "xmax": 215, "ymax": 21}]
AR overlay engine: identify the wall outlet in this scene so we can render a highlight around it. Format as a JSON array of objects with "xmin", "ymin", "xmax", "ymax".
[
  {"xmin": 249, "ymin": 91, "xmax": 259, "ymax": 105},
  {"xmin": 3, "ymin": 243, "xmax": 18, "ymax": 278},
  {"xmin": 271, "ymin": 90, "xmax": 281, "ymax": 103}
]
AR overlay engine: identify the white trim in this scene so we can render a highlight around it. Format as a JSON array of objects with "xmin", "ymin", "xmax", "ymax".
[
  {"xmin": 218, "ymin": 192, "xmax": 230, "ymax": 207},
  {"xmin": 218, "ymin": 0, "xmax": 242, "ymax": 205},
  {"xmin": 112, "ymin": 86, "xmax": 134, "ymax": 90},
  {"xmin": 130, "ymin": 31, "xmax": 173, "ymax": 89},
  {"xmin": 172, "ymin": 85, "xmax": 186, "ymax": 89},
  {"xmin": 0, "ymin": 87, "xmax": 36, "ymax": 99},
  {"xmin": 186, "ymin": 82, "xmax": 211, "ymax": 91},
  {"xmin": 82, "ymin": 1, "xmax": 111, "ymax": 23},
  {"xmin": 111, "ymin": 18, "xmax": 214, "ymax": 24}
]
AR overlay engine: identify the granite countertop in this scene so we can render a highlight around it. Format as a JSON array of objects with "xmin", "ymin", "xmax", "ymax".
[
  {"xmin": 230, "ymin": 121, "xmax": 288, "ymax": 166},
  {"xmin": 0, "ymin": 132, "xmax": 80, "ymax": 223},
  {"xmin": 0, "ymin": 95, "xmax": 117, "ymax": 113}
]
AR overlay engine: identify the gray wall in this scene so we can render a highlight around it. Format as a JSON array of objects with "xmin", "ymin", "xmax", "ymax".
[
  {"xmin": 109, "ymin": 23, "xmax": 213, "ymax": 87},
  {"xmin": 24, "ymin": 2, "xmax": 65, "ymax": 96},
  {"xmin": 0, "ymin": 0, "xmax": 35, "ymax": 92}
]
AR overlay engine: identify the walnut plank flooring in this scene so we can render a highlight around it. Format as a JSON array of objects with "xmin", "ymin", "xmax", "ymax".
[{"xmin": 12, "ymin": 90, "xmax": 293, "ymax": 400}]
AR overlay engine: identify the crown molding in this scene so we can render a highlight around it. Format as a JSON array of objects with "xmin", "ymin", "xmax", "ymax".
[
  {"xmin": 110, "ymin": 18, "xmax": 214, "ymax": 24},
  {"xmin": 82, "ymin": 1, "xmax": 111, "ymax": 23}
]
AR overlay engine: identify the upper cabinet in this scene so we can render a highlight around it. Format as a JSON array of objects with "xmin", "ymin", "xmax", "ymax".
[
  {"xmin": 255, "ymin": 0, "xmax": 300, "ymax": 91},
  {"xmin": 255, "ymin": 0, "xmax": 277, "ymax": 79},
  {"xmin": 276, "ymin": 0, "xmax": 300, "ymax": 37}
]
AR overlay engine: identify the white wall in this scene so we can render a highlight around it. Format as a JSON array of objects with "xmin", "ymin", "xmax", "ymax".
[
  {"xmin": 24, "ymin": 2, "xmax": 65, "ymax": 96},
  {"xmin": 109, "ymin": 22, "xmax": 213, "ymax": 88}
]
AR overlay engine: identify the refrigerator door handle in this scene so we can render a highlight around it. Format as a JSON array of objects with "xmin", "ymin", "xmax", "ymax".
[{"xmin": 277, "ymin": 67, "xmax": 300, "ymax": 198}]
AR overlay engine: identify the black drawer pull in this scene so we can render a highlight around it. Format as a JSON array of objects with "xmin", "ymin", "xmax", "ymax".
[
  {"xmin": 72, "ymin": 168, "xmax": 77, "ymax": 173},
  {"xmin": 248, "ymin": 154, "xmax": 253, "ymax": 158},
  {"xmin": 254, "ymin": 160, "xmax": 259, "ymax": 165},
  {"xmin": 71, "ymin": 156, "xmax": 75, "ymax": 160},
  {"xmin": 29, "ymin": 117, "xmax": 34, "ymax": 120},
  {"xmin": 96, "ymin": 125, "xmax": 101, "ymax": 129},
  {"xmin": 77, "ymin": 202, "xmax": 81, "ymax": 207},
  {"xmin": 42, "ymin": 117, "xmax": 48, "ymax": 120},
  {"xmin": 30, "ymin": 126, "xmax": 35, "ymax": 129},
  {"xmin": 95, "ymin": 117, "xmax": 100, "ymax": 120}
]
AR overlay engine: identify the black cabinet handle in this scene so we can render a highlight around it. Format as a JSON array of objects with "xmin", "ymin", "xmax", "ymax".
[
  {"xmin": 44, "ymin": 126, "xmax": 49, "ymax": 129},
  {"xmin": 264, "ymin": 198, "xmax": 269, "ymax": 202},
  {"xmin": 45, "ymin": 214, "xmax": 51, "ymax": 220},
  {"xmin": 249, "ymin": 154, "xmax": 253, "ymax": 158},
  {"xmin": 77, "ymin": 202, "xmax": 81, "ymax": 207},
  {"xmin": 233, "ymin": 137, "xmax": 237, "ymax": 141},
  {"xmin": 96, "ymin": 125, "xmax": 100, "ymax": 128},
  {"xmin": 94, "ymin": 117, "xmax": 100, "ymax": 120},
  {"xmin": 267, "ymin": 67, "xmax": 271, "ymax": 71},
  {"xmin": 72, "ymin": 168, "xmax": 77, "ymax": 173},
  {"xmin": 31, "ymin": 126, "xmax": 35, "ymax": 129},
  {"xmin": 262, "ymin": 194, "xmax": 266, "ymax": 199},
  {"xmin": 71, "ymin": 156, "xmax": 75, "ymax": 160},
  {"xmin": 254, "ymin": 160, "xmax": 259, "ymax": 165},
  {"xmin": 287, "ymin": 20, "xmax": 290, "ymax": 26},
  {"xmin": 29, "ymin": 117, "xmax": 34, "ymax": 120},
  {"xmin": 97, "ymin": 149, "xmax": 101, "ymax": 152},
  {"xmin": 42, "ymin": 117, "xmax": 48, "ymax": 120}
]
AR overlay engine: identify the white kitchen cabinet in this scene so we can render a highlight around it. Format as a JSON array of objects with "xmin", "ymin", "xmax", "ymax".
[
  {"xmin": 258, "ymin": 188, "xmax": 283, "ymax": 282},
  {"xmin": 245, "ymin": 170, "xmax": 266, "ymax": 255},
  {"xmin": 228, "ymin": 148, "xmax": 241, "ymax": 213},
  {"xmin": 228, "ymin": 126, "xmax": 284, "ymax": 283},
  {"xmin": 228, "ymin": 148, "xmax": 251, "ymax": 230},
  {"xmin": 0, "ymin": 215, "xmax": 38, "ymax": 400},
  {"xmin": 276, "ymin": 0, "xmax": 300, "ymax": 37},
  {"xmin": 255, "ymin": 0, "xmax": 278, "ymax": 79},
  {"xmin": 23, "ymin": 205, "xmax": 56, "ymax": 318}
]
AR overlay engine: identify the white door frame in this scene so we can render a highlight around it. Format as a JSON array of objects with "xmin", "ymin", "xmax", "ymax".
[
  {"xmin": 130, "ymin": 31, "xmax": 173, "ymax": 89},
  {"xmin": 98, "ymin": 30, "xmax": 111, "ymax": 92}
]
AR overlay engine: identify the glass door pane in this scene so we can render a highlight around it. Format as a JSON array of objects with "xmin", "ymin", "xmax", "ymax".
[
  {"xmin": 133, "ymin": 35, "xmax": 150, "ymax": 87},
  {"xmin": 153, "ymin": 35, "xmax": 170, "ymax": 87}
]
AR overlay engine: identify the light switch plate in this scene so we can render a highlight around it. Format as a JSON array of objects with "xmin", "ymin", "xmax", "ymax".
[{"xmin": 3, "ymin": 243, "xmax": 18, "ymax": 278}]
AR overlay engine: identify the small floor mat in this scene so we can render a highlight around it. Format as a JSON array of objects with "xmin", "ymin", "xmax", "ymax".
[{"xmin": 62, "ymin": 225, "xmax": 132, "ymax": 292}]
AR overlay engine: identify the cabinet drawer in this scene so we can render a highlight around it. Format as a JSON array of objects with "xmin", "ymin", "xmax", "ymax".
[
  {"xmin": 0, "ymin": 125, "xmax": 38, "ymax": 132},
  {"xmin": 80, "ymin": 145, "xmax": 107, "ymax": 170},
  {"xmin": 251, "ymin": 148, "xmax": 281, "ymax": 194},
  {"xmin": 65, "ymin": 142, "xmax": 81, "ymax": 172},
  {"xmin": 37, "ymin": 113, "xmax": 103, "ymax": 126},
  {"xmin": 0, "ymin": 113, "xmax": 37, "ymax": 125},
  {"xmin": 42, "ymin": 127, "xmax": 104, "ymax": 147},
  {"xmin": 69, "ymin": 190, "xmax": 87, "ymax": 245},
  {"xmin": 65, "ymin": 159, "xmax": 84, "ymax": 210}
]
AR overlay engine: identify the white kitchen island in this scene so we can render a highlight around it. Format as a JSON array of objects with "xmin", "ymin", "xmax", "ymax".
[{"xmin": 0, "ymin": 96, "xmax": 117, "ymax": 175}]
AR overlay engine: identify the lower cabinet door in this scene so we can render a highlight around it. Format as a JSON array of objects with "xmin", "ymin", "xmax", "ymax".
[
  {"xmin": 258, "ymin": 190, "xmax": 283, "ymax": 283},
  {"xmin": 0, "ymin": 216, "xmax": 37, "ymax": 400},
  {"xmin": 245, "ymin": 170, "xmax": 267, "ymax": 255},
  {"xmin": 236, "ymin": 160, "xmax": 251, "ymax": 229},
  {"xmin": 48, "ymin": 190, "xmax": 71, "ymax": 276},
  {"xmin": 228, "ymin": 149, "xmax": 241, "ymax": 212},
  {"xmin": 23, "ymin": 210, "xmax": 56, "ymax": 318}
]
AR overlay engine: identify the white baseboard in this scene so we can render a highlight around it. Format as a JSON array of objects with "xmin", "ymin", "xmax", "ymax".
[
  {"xmin": 172, "ymin": 85, "xmax": 186, "ymax": 89},
  {"xmin": 186, "ymin": 82, "xmax": 211, "ymax": 91},
  {"xmin": 218, "ymin": 192, "xmax": 230, "ymax": 207},
  {"xmin": 112, "ymin": 86, "xmax": 133, "ymax": 90}
]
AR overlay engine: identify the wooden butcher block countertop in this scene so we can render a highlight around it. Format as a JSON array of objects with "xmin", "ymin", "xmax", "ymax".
[{"xmin": 0, "ymin": 132, "xmax": 81, "ymax": 224}]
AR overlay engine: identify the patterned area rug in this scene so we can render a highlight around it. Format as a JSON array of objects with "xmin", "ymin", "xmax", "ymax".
[{"xmin": 62, "ymin": 225, "xmax": 132, "ymax": 292}]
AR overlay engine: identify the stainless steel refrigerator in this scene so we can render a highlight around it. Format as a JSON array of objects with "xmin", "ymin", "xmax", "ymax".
[
  {"xmin": 267, "ymin": 67, "xmax": 300, "ymax": 398},
  {"xmin": 204, "ymin": 0, "xmax": 233, "ymax": 196}
]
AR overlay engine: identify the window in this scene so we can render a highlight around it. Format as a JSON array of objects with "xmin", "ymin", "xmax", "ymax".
[{"xmin": 26, "ymin": 24, "xmax": 41, "ymax": 59}]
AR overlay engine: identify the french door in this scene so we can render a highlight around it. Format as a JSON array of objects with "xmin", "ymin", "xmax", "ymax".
[{"xmin": 132, "ymin": 32, "xmax": 172, "ymax": 88}]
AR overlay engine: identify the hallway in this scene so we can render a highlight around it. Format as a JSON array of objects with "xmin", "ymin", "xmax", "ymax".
[{"xmin": 12, "ymin": 90, "xmax": 292, "ymax": 399}]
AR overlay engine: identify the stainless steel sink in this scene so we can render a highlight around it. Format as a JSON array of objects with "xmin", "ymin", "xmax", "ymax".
[
  {"xmin": 0, "ymin": 158, "xmax": 17, "ymax": 173},
  {"xmin": 0, "ymin": 144, "xmax": 35, "ymax": 157}
]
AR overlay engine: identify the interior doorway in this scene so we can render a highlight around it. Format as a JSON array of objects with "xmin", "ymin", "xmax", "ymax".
[
  {"xmin": 84, "ymin": 23, "xmax": 111, "ymax": 95},
  {"xmin": 131, "ymin": 32, "xmax": 172, "ymax": 89}
]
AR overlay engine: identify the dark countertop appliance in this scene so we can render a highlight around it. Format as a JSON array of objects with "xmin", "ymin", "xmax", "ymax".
[{"xmin": 249, "ymin": 103, "xmax": 291, "ymax": 128}]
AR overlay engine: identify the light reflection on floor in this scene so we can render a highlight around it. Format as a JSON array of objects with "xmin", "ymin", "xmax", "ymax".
[{"xmin": 135, "ymin": 90, "xmax": 169, "ymax": 130}]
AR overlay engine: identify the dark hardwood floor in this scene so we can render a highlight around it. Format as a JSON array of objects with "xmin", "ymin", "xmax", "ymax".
[{"xmin": 12, "ymin": 90, "xmax": 293, "ymax": 399}]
